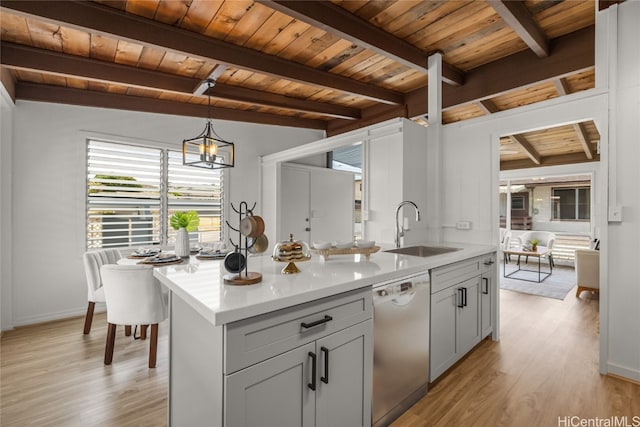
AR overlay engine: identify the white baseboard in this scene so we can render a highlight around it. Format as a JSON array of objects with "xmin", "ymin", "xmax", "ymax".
[
  {"xmin": 12, "ymin": 303, "xmax": 106, "ymax": 328},
  {"xmin": 608, "ymin": 362, "xmax": 640, "ymax": 382}
]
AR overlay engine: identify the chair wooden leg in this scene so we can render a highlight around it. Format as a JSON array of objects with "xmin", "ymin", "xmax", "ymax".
[
  {"xmin": 83, "ymin": 301, "xmax": 95, "ymax": 334},
  {"xmin": 124, "ymin": 325, "xmax": 132, "ymax": 336},
  {"xmin": 149, "ymin": 324, "xmax": 159, "ymax": 368},
  {"xmin": 104, "ymin": 323, "xmax": 117, "ymax": 365},
  {"xmin": 140, "ymin": 325, "xmax": 148, "ymax": 340}
]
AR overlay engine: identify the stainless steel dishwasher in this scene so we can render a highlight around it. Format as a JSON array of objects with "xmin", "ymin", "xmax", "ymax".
[{"xmin": 372, "ymin": 272, "xmax": 430, "ymax": 427}]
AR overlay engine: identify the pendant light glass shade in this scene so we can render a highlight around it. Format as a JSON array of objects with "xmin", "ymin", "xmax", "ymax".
[{"xmin": 182, "ymin": 81, "xmax": 235, "ymax": 169}]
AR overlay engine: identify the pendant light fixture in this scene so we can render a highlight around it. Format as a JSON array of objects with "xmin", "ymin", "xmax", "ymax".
[{"xmin": 182, "ymin": 80, "xmax": 234, "ymax": 169}]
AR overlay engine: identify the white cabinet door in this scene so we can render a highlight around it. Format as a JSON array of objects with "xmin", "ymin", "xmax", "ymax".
[
  {"xmin": 480, "ymin": 272, "xmax": 494, "ymax": 338},
  {"xmin": 429, "ymin": 286, "xmax": 457, "ymax": 381},
  {"xmin": 456, "ymin": 276, "xmax": 481, "ymax": 356},
  {"xmin": 280, "ymin": 166, "xmax": 311, "ymax": 242},
  {"xmin": 316, "ymin": 320, "xmax": 372, "ymax": 427},
  {"xmin": 225, "ymin": 342, "xmax": 316, "ymax": 427}
]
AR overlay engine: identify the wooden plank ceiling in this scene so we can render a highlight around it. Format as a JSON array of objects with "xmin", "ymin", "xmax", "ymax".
[{"xmin": 0, "ymin": 0, "xmax": 607, "ymax": 169}]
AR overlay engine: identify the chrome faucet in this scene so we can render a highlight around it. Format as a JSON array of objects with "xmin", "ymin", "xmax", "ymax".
[{"xmin": 395, "ymin": 201, "xmax": 421, "ymax": 248}]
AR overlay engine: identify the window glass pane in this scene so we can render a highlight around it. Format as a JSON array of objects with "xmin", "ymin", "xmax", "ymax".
[
  {"xmin": 552, "ymin": 188, "xmax": 577, "ymax": 220},
  {"xmin": 578, "ymin": 187, "xmax": 590, "ymax": 220},
  {"xmin": 87, "ymin": 140, "xmax": 162, "ymax": 249},
  {"xmin": 167, "ymin": 151, "xmax": 223, "ymax": 245},
  {"xmin": 511, "ymin": 195, "xmax": 525, "ymax": 210}
]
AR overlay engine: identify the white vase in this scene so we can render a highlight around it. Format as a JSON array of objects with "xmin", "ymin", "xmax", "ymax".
[{"xmin": 175, "ymin": 228, "xmax": 190, "ymax": 258}]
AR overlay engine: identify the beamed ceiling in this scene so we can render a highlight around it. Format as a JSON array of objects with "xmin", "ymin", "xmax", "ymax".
[{"xmin": 0, "ymin": 0, "xmax": 616, "ymax": 170}]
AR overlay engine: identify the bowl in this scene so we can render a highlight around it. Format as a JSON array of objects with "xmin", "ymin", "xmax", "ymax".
[
  {"xmin": 334, "ymin": 241, "xmax": 354, "ymax": 249},
  {"xmin": 313, "ymin": 241, "xmax": 332, "ymax": 250},
  {"xmin": 355, "ymin": 240, "xmax": 375, "ymax": 248}
]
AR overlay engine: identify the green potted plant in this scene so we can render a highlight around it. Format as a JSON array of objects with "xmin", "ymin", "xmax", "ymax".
[
  {"xmin": 531, "ymin": 238, "xmax": 539, "ymax": 252},
  {"xmin": 171, "ymin": 211, "xmax": 199, "ymax": 257}
]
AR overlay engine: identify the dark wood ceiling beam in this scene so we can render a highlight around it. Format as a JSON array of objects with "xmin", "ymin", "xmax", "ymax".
[
  {"xmin": 261, "ymin": 0, "xmax": 464, "ymax": 86},
  {"xmin": 326, "ymin": 103, "xmax": 407, "ymax": 136},
  {"xmin": 477, "ymin": 99, "xmax": 500, "ymax": 115},
  {"xmin": 501, "ymin": 152, "xmax": 600, "ymax": 171},
  {"xmin": 207, "ymin": 84, "xmax": 360, "ymax": 120},
  {"xmin": 1, "ymin": 41, "xmax": 200, "ymax": 94},
  {"xmin": 443, "ymin": 24, "xmax": 596, "ymax": 108},
  {"xmin": 1, "ymin": 41, "xmax": 358, "ymax": 120},
  {"xmin": 487, "ymin": 0, "xmax": 549, "ymax": 57},
  {"xmin": 574, "ymin": 122, "xmax": 594, "ymax": 159},
  {"xmin": 15, "ymin": 82, "xmax": 328, "ymax": 130},
  {"xmin": 511, "ymin": 134, "xmax": 541, "ymax": 165},
  {"xmin": 553, "ymin": 77, "xmax": 571, "ymax": 96},
  {"xmin": 1, "ymin": 1, "xmax": 403, "ymax": 105},
  {"xmin": 330, "ymin": 26, "xmax": 595, "ymax": 136}
]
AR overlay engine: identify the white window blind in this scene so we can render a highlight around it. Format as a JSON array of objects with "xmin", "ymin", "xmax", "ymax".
[
  {"xmin": 87, "ymin": 140, "xmax": 224, "ymax": 249},
  {"xmin": 167, "ymin": 150, "xmax": 223, "ymax": 245}
]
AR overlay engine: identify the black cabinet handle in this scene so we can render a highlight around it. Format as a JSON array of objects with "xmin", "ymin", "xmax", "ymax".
[
  {"xmin": 457, "ymin": 288, "xmax": 464, "ymax": 308},
  {"xmin": 301, "ymin": 315, "xmax": 333, "ymax": 329},
  {"xmin": 321, "ymin": 346, "xmax": 329, "ymax": 384},
  {"xmin": 463, "ymin": 287, "xmax": 468, "ymax": 307},
  {"xmin": 484, "ymin": 260, "xmax": 495, "ymax": 266},
  {"xmin": 482, "ymin": 277, "xmax": 489, "ymax": 294},
  {"xmin": 308, "ymin": 352, "xmax": 317, "ymax": 391}
]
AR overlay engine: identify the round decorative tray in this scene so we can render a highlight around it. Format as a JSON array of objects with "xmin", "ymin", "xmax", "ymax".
[{"xmin": 309, "ymin": 245, "xmax": 380, "ymax": 261}]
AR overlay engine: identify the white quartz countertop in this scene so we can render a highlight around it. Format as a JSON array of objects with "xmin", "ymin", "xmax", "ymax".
[{"xmin": 153, "ymin": 242, "xmax": 496, "ymax": 326}]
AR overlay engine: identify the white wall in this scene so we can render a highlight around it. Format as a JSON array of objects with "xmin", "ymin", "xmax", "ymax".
[
  {"xmin": 7, "ymin": 101, "xmax": 322, "ymax": 327},
  {"xmin": 604, "ymin": 0, "xmax": 640, "ymax": 381},
  {"xmin": 0, "ymin": 86, "xmax": 14, "ymax": 330}
]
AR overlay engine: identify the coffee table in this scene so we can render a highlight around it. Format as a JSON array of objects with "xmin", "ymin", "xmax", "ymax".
[{"xmin": 503, "ymin": 245, "xmax": 552, "ymax": 283}]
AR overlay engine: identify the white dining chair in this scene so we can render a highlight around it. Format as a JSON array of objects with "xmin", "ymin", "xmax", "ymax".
[
  {"xmin": 82, "ymin": 249, "xmax": 126, "ymax": 335},
  {"xmin": 100, "ymin": 264, "xmax": 168, "ymax": 368}
]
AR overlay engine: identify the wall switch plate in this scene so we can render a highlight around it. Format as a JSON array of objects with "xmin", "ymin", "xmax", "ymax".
[
  {"xmin": 456, "ymin": 221, "xmax": 472, "ymax": 230},
  {"xmin": 361, "ymin": 210, "xmax": 369, "ymax": 221},
  {"xmin": 608, "ymin": 205, "xmax": 623, "ymax": 222}
]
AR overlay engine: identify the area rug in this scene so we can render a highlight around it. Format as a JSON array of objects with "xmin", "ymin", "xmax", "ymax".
[{"xmin": 499, "ymin": 264, "xmax": 576, "ymax": 300}]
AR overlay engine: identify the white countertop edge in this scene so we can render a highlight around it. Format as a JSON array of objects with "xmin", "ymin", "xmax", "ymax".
[{"xmin": 155, "ymin": 242, "xmax": 497, "ymax": 326}]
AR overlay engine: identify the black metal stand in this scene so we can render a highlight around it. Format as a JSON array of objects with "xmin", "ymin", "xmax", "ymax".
[{"xmin": 224, "ymin": 201, "xmax": 261, "ymax": 284}]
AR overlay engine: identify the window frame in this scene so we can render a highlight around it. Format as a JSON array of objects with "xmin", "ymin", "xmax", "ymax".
[
  {"xmin": 85, "ymin": 137, "xmax": 228, "ymax": 250},
  {"xmin": 551, "ymin": 186, "xmax": 590, "ymax": 221}
]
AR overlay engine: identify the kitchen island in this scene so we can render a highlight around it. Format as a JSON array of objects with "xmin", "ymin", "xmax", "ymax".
[{"xmin": 154, "ymin": 243, "xmax": 496, "ymax": 426}]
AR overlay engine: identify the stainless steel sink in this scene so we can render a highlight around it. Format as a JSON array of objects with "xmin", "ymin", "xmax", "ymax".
[{"xmin": 384, "ymin": 245, "xmax": 461, "ymax": 257}]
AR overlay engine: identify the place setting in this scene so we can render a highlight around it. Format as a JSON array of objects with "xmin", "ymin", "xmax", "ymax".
[
  {"xmin": 127, "ymin": 247, "xmax": 162, "ymax": 259},
  {"xmin": 136, "ymin": 252, "xmax": 184, "ymax": 266}
]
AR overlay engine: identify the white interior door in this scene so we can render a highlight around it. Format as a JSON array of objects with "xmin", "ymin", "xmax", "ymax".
[
  {"xmin": 310, "ymin": 169, "xmax": 354, "ymax": 244},
  {"xmin": 280, "ymin": 166, "xmax": 311, "ymax": 243}
]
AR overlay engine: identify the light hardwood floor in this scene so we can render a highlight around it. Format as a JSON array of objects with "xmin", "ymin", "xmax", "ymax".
[{"xmin": 1, "ymin": 289, "xmax": 638, "ymax": 426}]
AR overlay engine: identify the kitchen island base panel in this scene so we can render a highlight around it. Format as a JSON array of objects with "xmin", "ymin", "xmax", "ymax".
[{"xmin": 169, "ymin": 293, "xmax": 223, "ymax": 427}]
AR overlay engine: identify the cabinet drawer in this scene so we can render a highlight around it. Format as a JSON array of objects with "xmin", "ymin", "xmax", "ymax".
[
  {"xmin": 430, "ymin": 257, "xmax": 482, "ymax": 294},
  {"xmin": 225, "ymin": 287, "xmax": 372, "ymax": 374},
  {"xmin": 480, "ymin": 252, "xmax": 497, "ymax": 274}
]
